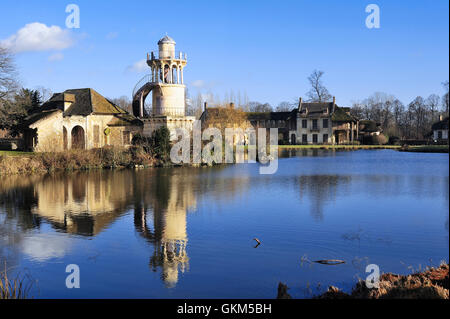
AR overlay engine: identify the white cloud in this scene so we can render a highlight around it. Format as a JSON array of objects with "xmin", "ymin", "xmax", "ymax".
[
  {"xmin": 190, "ymin": 80, "xmax": 219, "ymax": 90},
  {"xmin": 106, "ymin": 32, "xmax": 118, "ymax": 40},
  {"xmin": 127, "ymin": 59, "xmax": 148, "ymax": 73},
  {"xmin": 48, "ymin": 52, "xmax": 64, "ymax": 61},
  {"xmin": 191, "ymin": 80, "xmax": 205, "ymax": 88},
  {"xmin": 21, "ymin": 234, "xmax": 72, "ymax": 261},
  {"xmin": 0, "ymin": 22, "xmax": 75, "ymax": 53}
]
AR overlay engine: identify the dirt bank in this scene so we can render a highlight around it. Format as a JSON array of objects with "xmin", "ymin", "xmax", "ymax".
[{"xmin": 277, "ymin": 263, "xmax": 449, "ymax": 299}]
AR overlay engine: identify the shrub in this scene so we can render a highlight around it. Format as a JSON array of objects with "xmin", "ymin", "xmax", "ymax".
[
  {"xmin": 372, "ymin": 134, "xmax": 388, "ymax": 145},
  {"xmin": 389, "ymin": 136, "xmax": 401, "ymax": 145},
  {"xmin": 152, "ymin": 127, "xmax": 171, "ymax": 162}
]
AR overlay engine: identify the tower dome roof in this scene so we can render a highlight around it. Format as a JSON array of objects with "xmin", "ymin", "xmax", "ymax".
[{"xmin": 158, "ymin": 35, "xmax": 176, "ymax": 45}]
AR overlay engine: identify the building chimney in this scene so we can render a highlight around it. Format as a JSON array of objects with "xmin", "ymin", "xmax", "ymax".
[
  {"xmin": 332, "ymin": 96, "xmax": 336, "ymax": 113},
  {"xmin": 204, "ymin": 101, "xmax": 208, "ymax": 112},
  {"xmin": 298, "ymin": 97, "xmax": 303, "ymax": 110}
]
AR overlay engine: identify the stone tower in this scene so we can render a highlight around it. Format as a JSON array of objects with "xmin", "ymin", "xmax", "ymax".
[
  {"xmin": 147, "ymin": 35, "xmax": 187, "ymax": 117},
  {"xmin": 133, "ymin": 35, "xmax": 195, "ymax": 138}
]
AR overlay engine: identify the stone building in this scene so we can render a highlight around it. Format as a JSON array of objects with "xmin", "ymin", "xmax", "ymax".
[
  {"xmin": 23, "ymin": 88, "xmax": 142, "ymax": 152},
  {"xmin": 246, "ymin": 110, "xmax": 297, "ymax": 144},
  {"xmin": 431, "ymin": 116, "xmax": 449, "ymax": 142},
  {"xmin": 199, "ymin": 97, "xmax": 358, "ymax": 145},
  {"xmin": 247, "ymin": 97, "xmax": 358, "ymax": 145},
  {"xmin": 132, "ymin": 35, "xmax": 195, "ymax": 140}
]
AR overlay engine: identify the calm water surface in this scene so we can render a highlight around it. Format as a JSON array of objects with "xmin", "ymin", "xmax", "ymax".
[{"xmin": 0, "ymin": 150, "xmax": 448, "ymax": 298}]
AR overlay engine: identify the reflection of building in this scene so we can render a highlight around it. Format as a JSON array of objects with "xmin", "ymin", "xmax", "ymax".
[
  {"xmin": 0, "ymin": 166, "xmax": 249, "ymax": 287},
  {"xmin": 297, "ymin": 175, "xmax": 351, "ymax": 221},
  {"xmin": 31, "ymin": 172, "xmax": 131, "ymax": 236}
]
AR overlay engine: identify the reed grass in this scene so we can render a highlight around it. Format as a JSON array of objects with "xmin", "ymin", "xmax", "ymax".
[{"xmin": 0, "ymin": 264, "xmax": 34, "ymax": 299}]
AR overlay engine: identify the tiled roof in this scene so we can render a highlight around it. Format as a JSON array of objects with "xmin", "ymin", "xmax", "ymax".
[
  {"xmin": 331, "ymin": 106, "xmax": 357, "ymax": 122},
  {"xmin": 299, "ymin": 102, "xmax": 333, "ymax": 114},
  {"xmin": 23, "ymin": 109, "xmax": 62, "ymax": 126},
  {"xmin": 63, "ymin": 88, "xmax": 127, "ymax": 116},
  {"xmin": 246, "ymin": 110, "xmax": 295, "ymax": 121},
  {"xmin": 38, "ymin": 88, "xmax": 127, "ymax": 116},
  {"xmin": 107, "ymin": 114, "xmax": 143, "ymax": 127}
]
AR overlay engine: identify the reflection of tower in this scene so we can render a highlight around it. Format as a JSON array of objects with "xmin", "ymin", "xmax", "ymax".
[
  {"xmin": 134, "ymin": 170, "xmax": 196, "ymax": 288},
  {"xmin": 151, "ymin": 204, "xmax": 189, "ymax": 288}
]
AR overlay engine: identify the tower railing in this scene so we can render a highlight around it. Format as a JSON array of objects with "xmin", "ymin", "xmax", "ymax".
[
  {"xmin": 147, "ymin": 51, "xmax": 187, "ymax": 61},
  {"xmin": 132, "ymin": 74, "xmax": 153, "ymax": 98}
]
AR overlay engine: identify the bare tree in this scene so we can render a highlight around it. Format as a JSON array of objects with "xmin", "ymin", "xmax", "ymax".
[
  {"xmin": 442, "ymin": 80, "xmax": 449, "ymax": 114},
  {"xmin": 306, "ymin": 70, "xmax": 332, "ymax": 102},
  {"xmin": 0, "ymin": 46, "xmax": 18, "ymax": 99},
  {"xmin": 276, "ymin": 101, "xmax": 295, "ymax": 112},
  {"xmin": 426, "ymin": 94, "xmax": 440, "ymax": 122},
  {"xmin": 248, "ymin": 102, "xmax": 272, "ymax": 112},
  {"xmin": 110, "ymin": 95, "xmax": 132, "ymax": 113}
]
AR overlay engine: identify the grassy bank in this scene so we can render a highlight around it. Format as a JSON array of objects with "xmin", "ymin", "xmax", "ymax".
[
  {"xmin": 399, "ymin": 145, "xmax": 449, "ymax": 153},
  {"xmin": 0, "ymin": 147, "xmax": 158, "ymax": 176},
  {"xmin": 277, "ymin": 263, "xmax": 449, "ymax": 299},
  {"xmin": 278, "ymin": 144, "xmax": 401, "ymax": 150}
]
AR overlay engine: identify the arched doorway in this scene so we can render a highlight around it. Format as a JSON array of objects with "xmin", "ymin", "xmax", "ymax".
[
  {"xmin": 71, "ymin": 126, "xmax": 85, "ymax": 150},
  {"xmin": 63, "ymin": 127, "xmax": 68, "ymax": 150}
]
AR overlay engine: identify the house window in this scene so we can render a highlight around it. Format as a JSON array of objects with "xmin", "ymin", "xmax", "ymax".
[
  {"xmin": 123, "ymin": 131, "xmax": 130, "ymax": 145},
  {"xmin": 302, "ymin": 134, "xmax": 308, "ymax": 144},
  {"xmin": 323, "ymin": 119, "xmax": 328, "ymax": 129},
  {"xmin": 312, "ymin": 134, "xmax": 318, "ymax": 143},
  {"xmin": 302, "ymin": 119, "xmax": 307, "ymax": 129},
  {"xmin": 93, "ymin": 125, "xmax": 100, "ymax": 145},
  {"xmin": 312, "ymin": 119, "xmax": 318, "ymax": 130},
  {"xmin": 323, "ymin": 134, "xmax": 328, "ymax": 143}
]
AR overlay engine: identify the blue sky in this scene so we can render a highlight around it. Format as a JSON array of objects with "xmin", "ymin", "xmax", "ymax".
[{"xmin": 0, "ymin": 0, "xmax": 448, "ymax": 107}]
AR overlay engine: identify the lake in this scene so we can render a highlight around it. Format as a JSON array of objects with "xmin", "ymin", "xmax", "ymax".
[{"xmin": 0, "ymin": 149, "xmax": 448, "ymax": 298}]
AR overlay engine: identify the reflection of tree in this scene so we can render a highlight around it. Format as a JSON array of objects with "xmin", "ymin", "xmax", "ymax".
[
  {"xmin": 297, "ymin": 175, "xmax": 351, "ymax": 221},
  {"xmin": 0, "ymin": 175, "xmax": 42, "ymax": 267}
]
